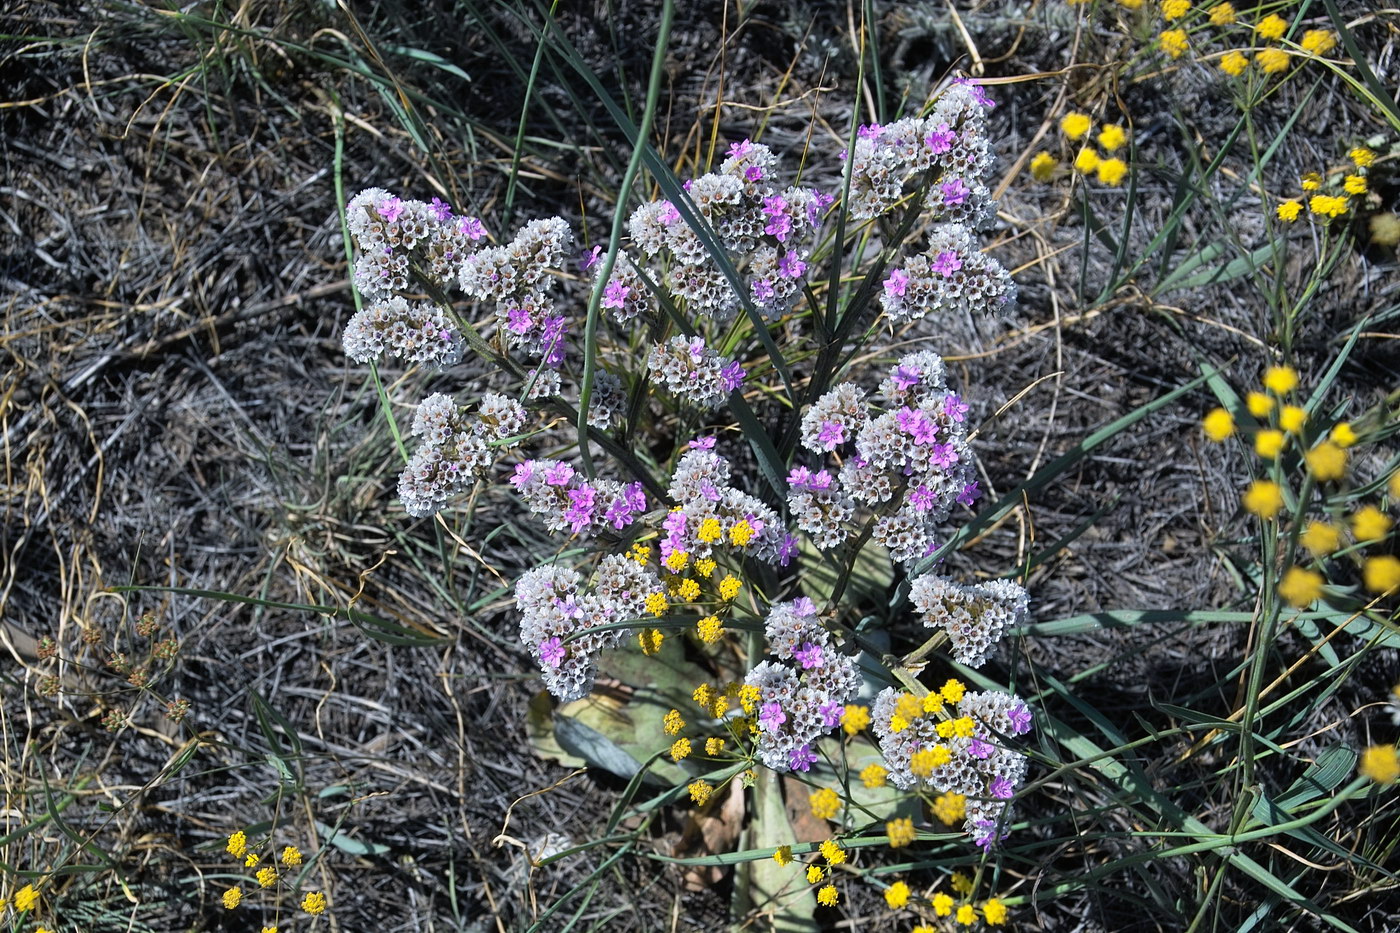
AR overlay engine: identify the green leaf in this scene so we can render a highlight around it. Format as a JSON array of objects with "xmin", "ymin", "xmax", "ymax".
[{"xmin": 314, "ymin": 819, "xmax": 391, "ymax": 857}]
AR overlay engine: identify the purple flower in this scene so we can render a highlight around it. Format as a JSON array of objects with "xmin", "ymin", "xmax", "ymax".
[
  {"xmin": 972, "ymin": 819, "xmax": 1001, "ymax": 851},
  {"xmin": 778, "ymin": 252, "xmax": 807, "ymax": 279},
  {"xmin": 580, "ymin": 245, "xmax": 602, "ymax": 271},
  {"xmin": 458, "ymin": 216, "xmax": 486, "ymax": 240},
  {"xmin": 968, "ymin": 738, "xmax": 994, "ymax": 760},
  {"xmin": 510, "ymin": 461, "xmax": 536, "ymax": 489},
  {"xmin": 429, "ymin": 197, "xmax": 453, "ymax": 222},
  {"xmin": 539, "ymin": 637, "xmax": 565, "ymax": 668},
  {"xmin": 744, "ymin": 165, "xmax": 763, "ymax": 183},
  {"xmin": 787, "ymin": 465, "xmax": 815, "ymax": 488},
  {"xmin": 659, "ymin": 201, "xmax": 680, "ymax": 224},
  {"xmin": 932, "ymin": 250, "xmax": 963, "ymax": 277},
  {"xmin": 943, "ymin": 394, "xmax": 969, "ymax": 422},
  {"xmin": 544, "ymin": 462, "xmax": 575, "ymax": 486},
  {"xmin": 816, "ymin": 420, "xmax": 845, "ymax": 449},
  {"xmin": 819, "ymin": 702, "xmax": 844, "ymax": 729},
  {"xmin": 808, "ymin": 470, "xmax": 832, "ymax": 491},
  {"xmin": 941, "ymin": 178, "xmax": 969, "ymax": 206},
  {"xmin": 602, "ymin": 278, "xmax": 630, "ymax": 309},
  {"xmin": 956, "ymin": 76, "xmax": 996, "ymax": 109},
  {"xmin": 1006, "ymin": 702, "xmax": 1032, "ymax": 735},
  {"xmin": 719, "ymin": 361, "xmax": 745, "ymax": 392},
  {"xmin": 907, "ymin": 484, "xmax": 934, "ymax": 512},
  {"xmin": 506, "ymin": 307, "xmax": 534, "ymax": 335},
  {"xmin": 752, "ymin": 278, "xmax": 775, "ymax": 301},
  {"xmin": 807, "ymin": 190, "xmax": 835, "ymax": 226},
  {"xmin": 727, "ymin": 138, "xmax": 753, "ymax": 160},
  {"xmin": 686, "ymin": 336, "xmax": 706, "ymax": 361},
  {"xmin": 603, "ymin": 482, "xmax": 647, "ymax": 529},
  {"xmin": 793, "ymin": 641, "xmax": 824, "ymax": 669},
  {"xmin": 564, "ymin": 485, "xmax": 597, "ymax": 533},
  {"xmin": 857, "ymin": 122, "xmax": 882, "ymax": 140},
  {"xmin": 777, "ymin": 533, "xmax": 800, "ymax": 566},
  {"xmin": 699, "ymin": 481, "xmax": 721, "ymax": 502},
  {"xmin": 990, "ymin": 775, "xmax": 1016, "ymax": 799},
  {"xmin": 763, "ymin": 195, "xmax": 792, "ymax": 241},
  {"xmin": 929, "ymin": 442, "xmax": 958, "ymax": 468},
  {"xmin": 688, "ymin": 436, "xmax": 716, "ymax": 450},
  {"xmin": 792, "ymin": 597, "xmax": 816, "ymax": 617},
  {"xmin": 378, "ymin": 196, "xmax": 404, "ymax": 222},
  {"xmin": 788, "ymin": 744, "xmax": 818, "ymax": 772},
  {"xmin": 891, "ymin": 365, "xmax": 921, "ymax": 390},
  {"xmin": 663, "ymin": 510, "xmax": 687, "ymax": 537},
  {"xmin": 957, "ymin": 481, "xmax": 981, "ymax": 508},
  {"xmin": 925, "ymin": 122, "xmax": 956, "ymax": 154},
  {"xmin": 759, "ymin": 701, "xmax": 787, "ymax": 732},
  {"xmin": 884, "ymin": 268, "xmax": 909, "ymax": 297}
]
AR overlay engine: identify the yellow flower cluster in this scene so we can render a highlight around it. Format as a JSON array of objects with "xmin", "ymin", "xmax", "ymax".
[
  {"xmin": 1202, "ymin": 364, "xmax": 1400, "ymax": 607},
  {"xmin": 1278, "ymin": 147, "xmax": 1376, "ymax": 224},
  {"xmin": 1037, "ymin": 112, "xmax": 1130, "ymax": 187}
]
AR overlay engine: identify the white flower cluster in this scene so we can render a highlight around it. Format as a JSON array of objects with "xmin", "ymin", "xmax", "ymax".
[
  {"xmin": 646, "ymin": 335, "xmax": 745, "ymax": 410},
  {"xmin": 789, "ymin": 350, "xmax": 979, "ymax": 565},
  {"xmin": 879, "ymin": 223, "xmax": 1016, "ymax": 323},
  {"xmin": 397, "ymin": 392, "xmax": 527, "ymax": 518},
  {"xmin": 616, "ymin": 138, "xmax": 832, "ymax": 324},
  {"xmin": 508, "ymin": 458, "xmax": 648, "ymax": 537},
  {"xmin": 910, "ymin": 575, "xmax": 1028, "ymax": 667},
  {"xmin": 871, "ymin": 685, "xmax": 1032, "ymax": 849},
  {"xmin": 346, "ymin": 187, "xmax": 488, "ymax": 301},
  {"xmin": 341, "ymin": 295, "xmax": 462, "ymax": 367},
  {"xmin": 516, "ymin": 555, "xmax": 661, "ymax": 701},
  {"xmin": 744, "ymin": 598, "xmax": 860, "ymax": 772},
  {"xmin": 663, "ymin": 448, "xmax": 795, "ymax": 567},
  {"xmin": 847, "ymin": 80, "xmax": 996, "ymax": 224}
]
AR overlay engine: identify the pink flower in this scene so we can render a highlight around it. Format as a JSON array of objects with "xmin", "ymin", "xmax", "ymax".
[
  {"xmin": 378, "ymin": 196, "xmax": 404, "ymax": 222},
  {"xmin": 659, "ymin": 201, "xmax": 680, "ymax": 224},
  {"xmin": 602, "ymin": 278, "xmax": 630, "ymax": 309},
  {"xmin": 429, "ymin": 197, "xmax": 453, "ymax": 221},
  {"xmin": 543, "ymin": 462, "xmax": 575, "ymax": 486},
  {"xmin": 932, "ymin": 250, "xmax": 963, "ymax": 277},
  {"xmin": 990, "ymin": 775, "xmax": 1015, "ymax": 799},
  {"xmin": 925, "ymin": 122, "xmax": 955, "ymax": 154},
  {"xmin": 884, "ymin": 268, "xmax": 909, "ymax": 297},
  {"xmin": 778, "ymin": 252, "xmax": 806, "ymax": 278},
  {"xmin": 539, "ymin": 637, "xmax": 564, "ymax": 668},
  {"xmin": 727, "ymin": 138, "xmax": 753, "ymax": 160},
  {"xmin": 819, "ymin": 702, "xmax": 844, "ymax": 728},
  {"xmin": 458, "ymin": 216, "xmax": 486, "ymax": 240},
  {"xmin": 941, "ymin": 178, "xmax": 969, "ymax": 206},
  {"xmin": 760, "ymin": 702, "xmax": 787, "ymax": 732},
  {"xmin": 957, "ymin": 481, "xmax": 981, "ymax": 508},
  {"xmin": 793, "ymin": 641, "xmax": 824, "ymax": 669},
  {"xmin": 943, "ymin": 394, "xmax": 969, "ymax": 422},
  {"xmin": 688, "ymin": 436, "xmax": 716, "ymax": 450},
  {"xmin": 816, "ymin": 420, "xmax": 845, "ymax": 449},
  {"xmin": 907, "ymin": 485, "xmax": 934, "ymax": 512},
  {"xmin": 891, "ymin": 365, "xmax": 921, "ymax": 390},
  {"xmin": 788, "ymin": 744, "xmax": 817, "ymax": 771},
  {"xmin": 968, "ymin": 738, "xmax": 994, "ymax": 759},
  {"xmin": 857, "ymin": 123, "xmax": 882, "ymax": 140},
  {"xmin": 744, "ymin": 165, "xmax": 763, "ymax": 182},
  {"xmin": 1006, "ymin": 702, "xmax": 1032, "ymax": 735},
  {"xmin": 719, "ymin": 361, "xmax": 745, "ymax": 392},
  {"xmin": 752, "ymin": 278, "xmax": 775, "ymax": 301},
  {"xmin": 507, "ymin": 307, "xmax": 534, "ymax": 334},
  {"xmin": 580, "ymin": 245, "xmax": 602, "ymax": 271}
]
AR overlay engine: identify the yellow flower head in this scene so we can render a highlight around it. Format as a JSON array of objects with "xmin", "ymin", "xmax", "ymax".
[
  {"xmin": 933, "ymin": 791, "xmax": 967, "ymax": 825},
  {"xmin": 1351, "ymin": 147, "xmax": 1377, "ymax": 168},
  {"xmin": 1364, "ymin": 555, "xmax": 1400, "ymax": 594},
  {"xmin": 676, "ymin": 578, "xmax": 701, "ymax": 602},
  {"xmin": 1263, "ymin": 365, "xmax": 1299, "ymax": 394},
  {"xmin": 806, "ymin": 864, "xmax": 824, "ymax": 884},
  {"xmin": 1301, "ymin": 172, "xmax": 1323, "ymax": 191},
  {"xmin": 1299, "ymin": 521, "xmax": 1341, "ymax": 557},
  {"xmin": 1162, "ymin": 0, "xmax": 1191, "ymax": 20},
  {"xmin": 14, "ymin": 885, "xmax": 39, "ymax": 912},
  {"xmin": 1330, "ymin": 422, "xmax": 1357, "ymax": 447},
  {"xmin": 640, "ymin": 628, "xmax": 664, "ymax": 655},
  {"xmin": 257, "ymin": 866, "xmax": 278, "ymax": 888},
  {"xmin": 842, "ymin": 704, "xmax": 870, "ymax": 735},
  {"xmin": 984, "ymin": 897, "xmax": 1011, "ymax": 925},
  {"xmin": 1208, "ymin": 2, "xmax": 1236, "ymax": 25},
  {"xmin": 1257, "ymin": 47, "xmax": 1291, "ymax": 73},
  {"xmin": 670, "ymin": 737, "xmax": 692, "ymax": 761},
  {"xmin": 1220, "ymin": 51, "xmax": 1249, "ymax": 76},
  {"xmin": 1344, "ymin": 174, "xmax": 1368, "ymax": 195},
  {"xmin": 1310, "ymin": 194, "xmax": 1349, "ymax": 218},
  {"xmin": 1360, "ymin": 744, "xmax": 1400, "ymax": 784},
  {"xmin": 697, "ymin": 615, "xmax": 723, "ymax": 643},
  {"xmin": 1242, "ymin": 480, "xmax": 1285, "ymax": 519},
  {"xmin": 1276, "ymin": 199, "xmax": 1302, "ymax": 222},
  {"xmin": 1279, "ymin": 405, "xmax": 1306, "ymax": 433},
  {"xmin": 934, "ymin": 892, "xmax": 955, "ymax": 916},
  {"xmin": 816, "ymin": 884, "xmax": 839, "ymax": 907},
  {"xmin": 1301, "ymin": 29, "xmax": 1337, "ymax": 56},
  {"xmin": 952, "ymin": 872, "xmax": 975, "ymax": 895},
  {"xmin": 718, "ymin": 575, "xmax": 742, "ymax": 600},
  {"xmin": 885, "ymin": 880, "xmax": 912, "ymax": 909},
  {"xmin": 1254, "ymin": 429, "xmax": 1285, "ymax": 459},
  {"xmin": 688, "ymin": 780, "xmax": 713, "ymax": 805},
  {"xmin": 245, "ymin": 853, "xmax": 260, "ymax": 868},
  {"xmin": 1097, "ymin": 124, "xmax": 1128, "ymax": 152},
  {"xmin": 940, "ymin": 678, "xmax": 967, "ymax": 703},
  {"xmin": 696, "ymin": 517, "xmax": 722, "ymax": 543},
  {"xmin": 1353, "ymin": 505, "xmax": 1394, "ymax": 542},
  {"xmin": 809, "ymin": 787, "xmax": 841, "ymax": 820},
  {"xmin": 860, "ymin": 762, "xmax": 889, "ymax": 787},
  {"xmin": 1203, "ymin": 407, "xmax": 1235, "ymax": 441},
  {"xmin": 705, "ymin": 736, "xmax": 725, "ymax": 755},
  {"xmin": 819, "ymin": 839, "xmax": 846, "ymax": 865},
  {"xmin": 729, "ymin": 519, "xmax": 755, "ymax": 547},
  {"xmin": 227, "ymin": 830, "xmax": 249, "ymax": 859},
  {"xmin": 301, "ymin": 891, "xmax": 327, "ymax": 915},
  {"xmin": 644, "ymin": 592, "xmax": 668, "ymax": 617},
  {"xmin": 957, "ymin": 903, "xmax": 979, "ymax": 925},
  {"xmin": 894, "ymin": 692, "xmax": 925, "ymax": 722},
  {"xmin": 1097, "ymin": 157, "xmax": 1129, "ymax": 187},
  {"xmin": 1256, "ymin": 13, "xmax": 1287, "ymax": 40},
  {"xmin": 280, "ymin": 846, "xmax": 303, "ymax": 866},
  {"xmin": 1029, "ymin": 151, "xmax": 1058, "ymax": 182},
  {"xmin": 222, "ymin": 887, "xmax": 243, "ymax": 910},
  {"xmin": 1073, "ymin": 146, "xmax": 1101, "ymax": 174},
  {"xmin": 1278, "ymin": 566, "xmax": 1324, "ymax": 608},
  {"xmin": 664, "ymin": 549, "xmax": 689, "ymax": 572},
  {"xmin": 886, "ymin": 816, "xmax": 917, "ymax": 848},
  {"xmin": 694, "ymin": 557, "xmax": 716, "ymax": 577},
  {"xmin": 663, "ymin": 708, "xmax": 684, "ymax": 735},
  {"xmin": 1160, "ymin": 28, "xmax": 1189, "ymax": 59},
  {"xmin": 1246, "ymin": 392, "xmax": 1274, "ymax": 418},
  {"xmin": 1060, "ymin": 112, "xmax": 1092, "ymax": 140},
  {"xmin": 1304, "ymin": 441, "xmax": 1347, "ymax": 481},
  {"xmin": 773, "ymin": 845, "xmax": 793, "ymax": 866}
]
